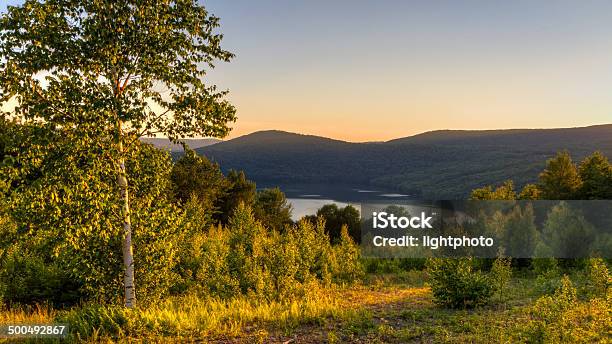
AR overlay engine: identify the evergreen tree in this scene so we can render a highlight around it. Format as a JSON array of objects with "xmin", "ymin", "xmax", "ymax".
[
  {"xmin": 310, "ymin": 204, "xmax": 361, "ymax": 243},
  {"xmin": 217, "ymin": 170, "xmax": 256, "ymax": 223},
  {"xmin": 253, "ymin": 187, "xmax": 293, "ymax": 231},
  {"xmin": 171, "ymin": 148, "xmax": 230, "ymax": 214},
  {"xmin": 577, "ymin": 151, "xmax": 612, "ymax": 199},
  {"xmin": 539, "ymin": 151, "xmax": 582, "ymax": 200}
]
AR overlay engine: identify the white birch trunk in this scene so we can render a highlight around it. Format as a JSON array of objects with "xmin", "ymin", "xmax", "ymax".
[{"xmin": 117, "ymin": 126, "xmax": 136, "ymax": 308}]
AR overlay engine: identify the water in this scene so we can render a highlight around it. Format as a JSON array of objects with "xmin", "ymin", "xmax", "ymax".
[
  {"xmin": 259, "ymin": 183, "xmax": 412, "ymax": 220},
  {"xmin": 288, "ymin": 198, "xmax": 360, "ymax": 220}
]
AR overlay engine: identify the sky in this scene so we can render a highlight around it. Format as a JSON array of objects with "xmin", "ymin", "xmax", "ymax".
[{"xmin": 2, "ymin": 1, "xmax": 612, "ymax": 141}]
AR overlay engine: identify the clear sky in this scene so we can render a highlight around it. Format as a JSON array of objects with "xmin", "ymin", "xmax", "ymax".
[{"xmin": 3, "ymin": 1, "xmax": 612, "ymax": 141}]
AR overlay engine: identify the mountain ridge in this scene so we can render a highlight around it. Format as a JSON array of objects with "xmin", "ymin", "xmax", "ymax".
[{"xmin": 194, "ymin": 124, "xmax": 612, "ymax": 198}]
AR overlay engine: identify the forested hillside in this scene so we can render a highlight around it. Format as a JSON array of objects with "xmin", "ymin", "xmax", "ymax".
[{"xmin": 196, "ymin": 125, "xmax": 612, "ymax": 198}]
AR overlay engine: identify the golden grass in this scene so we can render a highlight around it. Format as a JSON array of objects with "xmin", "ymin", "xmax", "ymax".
[{"xmin": 0, "ymin": 304, "xmax": 56, "ymax": 324}]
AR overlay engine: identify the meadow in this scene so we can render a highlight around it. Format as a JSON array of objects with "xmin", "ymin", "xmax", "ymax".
[{"xmin": 1, "ymin": 266, "xmax": 610, "ymax": 343}]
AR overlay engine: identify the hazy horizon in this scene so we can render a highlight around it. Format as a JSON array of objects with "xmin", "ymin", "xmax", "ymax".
[{"xmin": 145, "ymin": 123, "xmax": 610, "ymax": 144}]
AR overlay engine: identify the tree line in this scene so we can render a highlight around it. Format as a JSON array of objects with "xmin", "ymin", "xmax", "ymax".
[{"xmin": 470, "ymin": 150, "xmax": 612, "ymax": 200}]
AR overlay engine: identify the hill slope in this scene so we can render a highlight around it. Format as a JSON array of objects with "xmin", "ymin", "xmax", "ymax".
[{"xmin": 196, "ymin": 125, "xmax": 612, "ymax": 198}]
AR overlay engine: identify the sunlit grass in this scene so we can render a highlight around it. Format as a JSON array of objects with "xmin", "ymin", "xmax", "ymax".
[
  {"xmin": 1, "ymin": 288, "xmax": 355, "ymax": 342},
  {"xmin": 1, "ymin": 274, "xmax": 609, "ymax": 343}
]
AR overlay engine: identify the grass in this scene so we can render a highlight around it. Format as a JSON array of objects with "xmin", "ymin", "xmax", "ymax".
[
  {"xmin": 1, "ymin": 271, "xmax": 609, "ymax": 343},
  {"xmin": 0, "ymin": 286, "xmax": 358, "ymax": 343}
]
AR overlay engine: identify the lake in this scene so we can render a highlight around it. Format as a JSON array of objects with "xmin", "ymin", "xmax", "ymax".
[{"xmin": 258, "ymin": 183, "xmax": 413, "ymax": 220}]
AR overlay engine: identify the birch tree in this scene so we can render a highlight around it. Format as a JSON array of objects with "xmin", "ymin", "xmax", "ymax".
[{"xmin": 0, "ymin": 0, "xmax": 236, "ymax": 308}]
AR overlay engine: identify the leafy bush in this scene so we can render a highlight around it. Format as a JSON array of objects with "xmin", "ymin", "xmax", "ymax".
[
  {"xmin": 490, "ymin": 256, "xmax": 512, "ymax": 304},
  {"xmin": 535, "ymin": 269, "xmax": 563, "ymax": 296},
  {"xmin": 515, "ymin": 275, "xmax": 611, "ymax": 344},
  {"xmin": 330, "ymin": 226, "xmax": 364, "ymax": 283},
  {"xmin": 584, "ymin": 258, "xmax": 609, "ymax": 298},
  {"xmin": 532, "ymin": 256, "xmax": 564, "ymax": 295},
  {"xmin": 174, "ymin": 204, "xmax": 363, "ymax": 301},
  {"xmin": 531, "ymin": 257, "xmax": 558, "ymax": 276},
  {"xmin": 0, "ymin": 250, "xmax": 82, "ymax": 307},
  {"xmin": 426, "ymin": 258, "xmax": 494, "ymax": 308}
]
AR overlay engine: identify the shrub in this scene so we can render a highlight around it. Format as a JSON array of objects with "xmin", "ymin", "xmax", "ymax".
[
  {"xmin": 426, "ymin": 258, "xmax": 494, "ymax": 308},
  {"xmin": 490, "ymin": 255, "xmax": 512, "ymax": 304},
  {"xmin": 532, "ymin": 257, "xmax": 558, "ymax": 276},
  {"xmin": 173, "ymin": 204, "xmax": 363, "ymax": 302},
  {"xmin": 253, "ymin": 187, "xmax": 293, "ymax": 231},
  {"xmin": 174, "ymin": 223, "xmax": 240, "ymax": 298},
  {"xmin": 584, "ymin": 258, "xmax": 609, "ymax": 298},
  {"xmin": 532, "ymin": 256, "xmax": 563, "ymax": 295},
  {"xmin": 515, "ymin": 275, "xmax": 611, "ymax": 344},
  {"xmin": 331, "ymin": 226, "xmax": 364, "ymax": 283},
  {"xmin": 0, "ymin": 250, "xmax": 82, "ymax": 307},
  {"xmin": 535, "ymin": 269, "xmax": 563, "ymax": 296},
  {"xmin": 363, "ymin": 259, "xmax": 403, "ymax": 274}
]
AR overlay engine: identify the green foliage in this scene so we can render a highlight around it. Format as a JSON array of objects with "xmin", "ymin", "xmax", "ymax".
[
  {"xmin": 515, "ymin": 275, "xmax": 611, "ymax": 344},
  {"xmin": 253, "ymin": 187, "xmax": 293, "ymax": 231},
  {"xmin": 217, "ymin": 170, "xmax": 256, "ymax": 223},
  {"xmin": 541, "ymin": 202, "xmax": 595, "ymax": 259},
  {"xmin": 470, "ymin": 180, "xmax": 517, "ymax": 200},
  {"xmin": 471, "ymin": 151, "xmax": 611, "ymax": 202},
  {"xmin": 174, "ymin": 223, "xmax": 240, "ymax": 298},
  {"xmin": 0, "ymin": 198, "xmax": 15, "ymax": 263},
  {"xmin": 170, "ymin": 147, "xmax": 229, "ymax": 219},
  {"xmin": 426, "ymin": 258, "xmax": 494, "ymax": 308},
  {"xmin": 533, "ymin": 257, "xmax": 563, "ymax": 295},
  {"xmin": 539, "ymin": 151, "xmax": 582, "ymax": 199},
  {"xmin": 171, "ymin": 150, "xmax": 292, "ymax": 231},
  {"xmin": 1, "ymin": 123, "xmax": 185, "ymax": 305},
  {"xmin": 491, "ymin": 255, "xmax": 512, "ymax": 304},
  {"xmin": 532, "ymin": 256, "xmax": 559, "ymax": 276},
  {"xmin": 501, "ymin": 204, "xmax": 538, "ymax": 257},
  {"xmin": 0, "ymin": 249, "xmax": 82, "ymax": 307},
  {"xmin": 471, "ymin": 180, "xmax": 542, "ymax": 201},
  {"xmin": 1, "ymin": 0, "xmax": 238, "ymax": 307},
  {"xmin": 331, "ymin": 226, "xmax": 365, "ymax": 283},
  {"xmin": 577, "ymin": 151, "xmax": 612, "ymax": 199},
  {"xmin": 0, "ymin": 0, "xmax": 236, "ymax": 141},
  {"xmin": 518, "ymin": 183, "xmax": 542, "ymax": 200},
  {"xmin": 584, "ymin": 258, "xmax": 609, "ymax": 298},
  {"xmin": 306, "ymin": 204, "xmax": 361, "ymax": 243},
  {"xmin": 174, "ymin": 204, "xmax": 362, "ymax": 302},
  {"xmin": 362, "ymin": 256, "xmax": 427, "ymax": 274}
]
